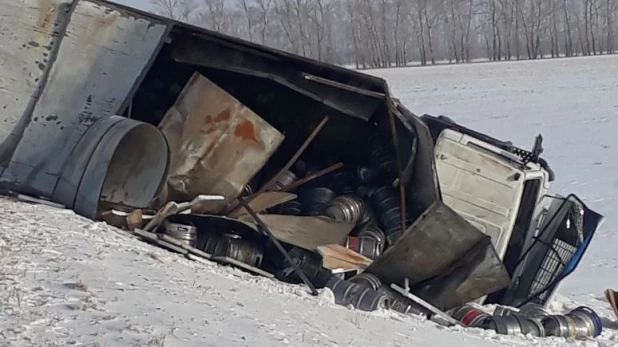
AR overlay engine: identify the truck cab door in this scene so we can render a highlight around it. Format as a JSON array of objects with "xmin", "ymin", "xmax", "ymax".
[{"xmin": 434, "ymin": 129, "xmax": 526, "ymax": 260}]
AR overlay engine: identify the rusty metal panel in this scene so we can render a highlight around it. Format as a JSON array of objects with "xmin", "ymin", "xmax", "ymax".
[
  {"xmin": 0, "ymin": 0, "xmax": 71, "ymax": 148},
  {"xmin": 1, "ymin": 0, "xmax": 168, "ymax": 194},
  {"xmin": 365, "ymin": 201, "xmax": 495, "ymax": 286},
  {"xmin": 159, "ymin": 72, "xmax": 285, "ymax": 213},
  {"xmin": 413, "ymin": 236, "xmax": 510, "ymax": 311}
]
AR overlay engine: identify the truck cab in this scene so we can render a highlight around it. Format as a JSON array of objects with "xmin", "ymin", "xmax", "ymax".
[{"xmin": 422, "ymin": 115, "xmax": 603, "ymax": 308}]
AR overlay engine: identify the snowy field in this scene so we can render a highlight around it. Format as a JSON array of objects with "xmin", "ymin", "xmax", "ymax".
[{"xmin": 1, "ymin": 55, "xmax": 618, "ymax": 347}]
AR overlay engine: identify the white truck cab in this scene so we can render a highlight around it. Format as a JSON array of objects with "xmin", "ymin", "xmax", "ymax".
[
  {"xmin": 423, "ymin": 115, "xmax": 602, "ymax": 308},
  {"xmin": 434, "ymin": 129, "xmax": 550, "ymax": 260}
]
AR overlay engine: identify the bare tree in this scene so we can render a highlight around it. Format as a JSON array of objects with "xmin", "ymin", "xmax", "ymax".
[
  {"xmin": 273, "ymin": 0, "xmax": 304, "ymax": 55},
  {"xmin": 549, "ymin": 0, "xmax": 560, "ymax": 57},
  {"xmin": 563, "ymin": 0, "xmax": 575, "ymax": 56},
  {"xmin": 254, "ymin": 0, "xmax": 273, "ymax": 45},
  {"xmin": 421, "ymin": 0, "xmax": 440, "ymax": 65},
  {"xmin": 345, "ymin": 0, "xmax": 364, "ymax": 68},
  {"xmin": 603, "ymin": 0, "xmax": 611, "ymax": 53},
  {"xmin": 236, "ymin": 0, "xmax": 255, "ymax": 41},
  {"xmin": 198, "ymin": 0, "xmax": 228, "ymax": 32},
  {"xmin": 149, "ymin": 0, "xmax": 618, "ymax": 69},
  {"xmin": 409, "ymin": 0, "xmax": 428, "ymax": 65},
  {"xmin": 393, "ymin": 0, "xmax": 408, "ymax": 66},
  {"xmin": 152, "ymin": 0, "xmax": 198, "ymax": 22}
]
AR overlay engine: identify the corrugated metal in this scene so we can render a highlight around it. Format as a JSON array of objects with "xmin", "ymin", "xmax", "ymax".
[
  {"xmin": 0, "ymin": 0, "xmax": 71, "ymax": 152},
  {"xmin": 1, "ymin": 0, "xmax": 168, "ymax": 194}
]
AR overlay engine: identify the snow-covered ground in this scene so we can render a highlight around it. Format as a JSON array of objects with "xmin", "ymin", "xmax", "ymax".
[{"xmin": 2, "ymin": 55, "xmax": 618, "ymax": 347}]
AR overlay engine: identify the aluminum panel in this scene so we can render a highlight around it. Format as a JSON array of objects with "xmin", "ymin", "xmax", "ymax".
[{"xmin": 3, "ymin": 0, "xmax": 168, "ymax": 194}]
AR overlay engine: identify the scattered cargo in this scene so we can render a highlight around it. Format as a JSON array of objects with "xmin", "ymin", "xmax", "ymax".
[
  {"xmin": 450, "ymin": 303, "xmax": 603, "ymax": 339},
  {"xmin": 0, "ymin": 0, "xmax": 607, "ymax": 341}
]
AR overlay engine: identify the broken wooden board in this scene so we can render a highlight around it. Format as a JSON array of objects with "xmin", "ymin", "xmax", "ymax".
[
  {"xmin": 101, "ymin": 209, "xmax": 129, "ymax": 229},
  {"xmin": 158, "ymin": 72, "xmax": 284, "ymax": 213},
  {"xmin": 133, "ymin": 229, "xmax": 212, "ymax": 260},
  {"xmin": 186, "ymin": 253, "xmax": 211, "ymax": 265},
  {"xmin": 134, "ymin": 228, "xmax": 187, "ymax": 254},
  {"xmin": 135, "ymin": 228, "xmax": 273, "ymax": 279},
  {"xmin": 143, "ymin": 201, "xmax": 181, "ymax": 232},
  {"xmin": 126, "ymin": 210, "xmax": 143, "ymax": 231},
  {"xmin": 317, "ymin": 244, "xmax": 372, "ymax": 274},
  {"xmin": 212, "ymin": 256, "xmax": 275, "ymax": 278},
  {"xmin": 158, "ymin": 234, "xmax": 213, "ymax": 260},
  {"xmin": 134, "ymin": 228, "xmax": 159, "ymax": 243},
  {"xmin": 143, "ymin": 195, "xmax": 226, "ymax": 232},
  {"xmin": 228, "ymin": 192, "xmax": 297, "ymax": 218},
  {"xmin": 606, "ymin": 289, "xmax": 618, "ymax": 320},
  {"xmin": 237, "ymin": 214, "xmax": 354, "ymax": 251}
]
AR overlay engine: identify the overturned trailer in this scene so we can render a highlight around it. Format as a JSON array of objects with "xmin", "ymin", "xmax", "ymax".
[{"xmin": 0, "ymin": 0, "xmax": 604, "ymax": 326}]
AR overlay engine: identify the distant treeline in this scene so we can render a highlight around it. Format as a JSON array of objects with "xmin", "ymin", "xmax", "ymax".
[{"xmin": 152, "ymin": 0, "xmax": 618, "ymax": 68}]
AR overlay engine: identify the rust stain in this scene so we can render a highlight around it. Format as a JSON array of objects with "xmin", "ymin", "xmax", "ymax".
[
  {"xmin": 96, "ymin": 11, "xmax": 120, "ymax": 29},
  {"xmin": 203, "ymin": 115, "xmax": 212, "ymax": 124},
  {"xmin": 234, "ymin": 119, "xmax": 260, "ymax": 144},
  {"xmin": 200, "ymin": 107, "xmax": 232, "ymax": 134},
  {"xmin": 36, "ymin": 0, "xmax": 56, "ymax": 31},
  {"xmin": 214, "ymin": 107, "xmax": 231, "ymax": 122}
]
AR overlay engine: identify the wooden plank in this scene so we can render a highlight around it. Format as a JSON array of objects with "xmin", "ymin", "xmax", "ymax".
[
  {"xmin": 133, "ymin": 228, "xmax": 159, "ymax": 242},
  {"xmin": 134, "ymin": 229, "xmax": 214, "ymax": 261},
  {"xmin": 317, "ymin": 244, "xmax": 372, "ymax": 273},
  {"xmin": 158, "ymin": 234, "xmax": 213, "ymax": 260},
  {"xmin": 134, "ymin": 228, "xmax": 187, "ymax": 254},
  {"xmin": 143, "ymin": 201, "xmax": 180, "ymax": 232},
  {"xmin": 212, "ymin": 256, "xmax": 275, "ymax": 278},
  {"xmin": 186, "ymin": 253, "xmax": 211, "ymax": 265},
  {"xmin": 228, "ymin": 192, "xmax": 297, "ymax": 218},
  {"xmin": 236, "ymin": 197, "xmax": 319, "ymax": 295},
  {"xmin": 158, "ymin": 239, "xmax": 188, "ymax": 255},
  {"xmin": 101, "ymin": 209, "xmax": 129, "ymax": 229},
  {"xmin": 126, "ymin": 209, "xmax": 143, "ymax": 231},
  {"xmin": 237, "ymin": 214, "xmax": 354, "ymax": 251},
  {"xmin": 282, "ymin": 162, "xmax": 343, "ymax": 192}
]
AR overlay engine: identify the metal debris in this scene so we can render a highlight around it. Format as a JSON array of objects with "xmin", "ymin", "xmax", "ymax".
[
  {"xmin": 326, "ymin": 277, "xmax": 390, "ymax": 312},
  {"xmin": 238, "ymin": 197, "xmax": 319, "ymax": 295},
  {"xmin": 163, "ymin": 218, "xmax": 198, "ymax": 248},
  {"xmin": 0, "ymin": 2, "xmax": 605, "ymax": 340},
  {"xmin": 450, "ymin": 303, "xmax": 604, "ymax": 339},
  {"xmin": 158, "ymin": 72, "xmax": 285, "ymax": 213}
]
